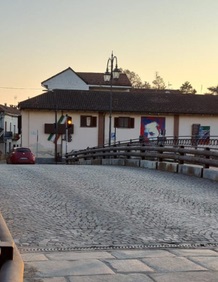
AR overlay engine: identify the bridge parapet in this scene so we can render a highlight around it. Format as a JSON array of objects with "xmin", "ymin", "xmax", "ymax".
[
  {"xmin": 0, "ymin": 213, "xmax": 24, "ymax": 282},
  {"xmin": 66, "ymin": 136, "xmax": 218, "ymax": 182}
]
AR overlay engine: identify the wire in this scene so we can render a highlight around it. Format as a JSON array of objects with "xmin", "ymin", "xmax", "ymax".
[{"xmin": 0, "ymin": 86, "xmax": 43, "ymax": 90}]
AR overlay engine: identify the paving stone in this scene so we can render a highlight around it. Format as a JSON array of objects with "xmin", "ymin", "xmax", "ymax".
[
  {"xmin": 26, "ymin": 259, "xmax": 114, "ymax": 277},
  {"xmin": 111, "ymin": 249, "xmax": 175, "ymax": 259},
  {"xmin": 142, "ymin": 257, "xmax": 207, "ymax": 272},
  {"xmin": 43, "ymin": 278, "xmax": 67, "ymax": 282},
  {"xmin": 46, "ymin": 251, "xmax": 115, "ymax": 260},
  {"xmin": 0, "ymin": 165, "xmax": 218, "ymax": 249},
  {"xmin": 150, "ymin": 271, "xmax": 218, "ymax": 282},
  {"xmin": 38, "ymin": 239, "xmax": 51, "ymax": 246},
  {"xmin": 21, "ymin": 253, "xmax": 48, "ymax": 262},
  {"xmin": 105, "ymin": 259, "xmax": 154, "ymax": 273},
  {"xmin": 68, "ymin": 273, "xmax": 153, "ymax": 282},
  {"xmin": 170, "ymin": 248, "xmax": 218, "ymax": 257},
  {"xmin": 1, "ymin": 164, "xmax": 218, "ymax": 280},
  {"xmin": 190, "ymin": 256, "xmax": 218, "ymax": 270}
]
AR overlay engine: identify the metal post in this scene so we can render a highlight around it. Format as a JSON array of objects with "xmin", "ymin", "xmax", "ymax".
[
  {"xmin": 36, "ymin": 129, "xmax": 38, "ymax": 160},
  {"xmin": 66, "ymin": 114, "xmax": 68, "ymax": 155},
  {"xmin": 109, "ymin": 81, "xmax": 112, "ymax": 147},
  {"xmin": 104, "ymin": 52, "xmax": 120, "ymax": 147},
  {"xmin": 108, "ymin": 53, "xmax": 114, "ymax": 147},
  {"xmin": 55, "ymin": 106, "xmax": 58, "ymax": 164}
]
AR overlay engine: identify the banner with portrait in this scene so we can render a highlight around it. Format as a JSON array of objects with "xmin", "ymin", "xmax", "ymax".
[{"xmin": 140, "ymin": 117, "xmax": 166, "ymax": 141}]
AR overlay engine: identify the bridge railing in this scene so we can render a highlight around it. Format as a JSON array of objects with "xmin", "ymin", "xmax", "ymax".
[
  {"xmin": 66, "ymin": 136, "xmax": 218, "ymax": 168},
  {"xmin": 0, "ymin": 213, "xmax": 24, "ymax": 282}
]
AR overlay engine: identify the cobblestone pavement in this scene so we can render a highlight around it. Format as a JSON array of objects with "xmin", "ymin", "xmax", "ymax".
[
  {"xmin": 0, "ymin": 164, "xmax": 218, "ymax": 251},
  {"xmin": 1, "ymin": 164, "xmax": 218, "ymax": 281}
]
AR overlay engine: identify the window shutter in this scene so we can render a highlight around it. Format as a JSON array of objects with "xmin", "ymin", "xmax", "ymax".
[
  {"xmin": 80, "ymin": 116, "xmax": 86, "ymax": 127},
  {"xmin": 81, "ymin": 116, "xmax": 97, "ymax": 127},
  {"xmin": 114, "ymin": 118, "xmax": 119, "ymax": 128},
  {"xmin": 192, "ymin": 124, "xmax": 200, "ymax": 136},
  {"xmin": 129, "ymin": 118, "xmax": 134, "ymax": 128},
  {"xmin": 92, "ymin": 117, "xmax": 97, "ymax": 127}
]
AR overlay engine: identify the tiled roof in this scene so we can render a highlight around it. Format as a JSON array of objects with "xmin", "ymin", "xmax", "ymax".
[
  {"xmin": 18, "ymin": 90, "xmax": 218, "ymax": 115},
  {"xmin": 77, "ymin": 72, "xmax": 132, "ymax": 87},
  {"xmin": 41, "ymin": 67, "xmax": 132, "ymax": 88},
  {"xmin": 130, "ymin": 88, "xmax": 181, "ymax": 95},
  {"xmin": 0, "ymin": 104, "xmax": 20, "ymax": 115}
]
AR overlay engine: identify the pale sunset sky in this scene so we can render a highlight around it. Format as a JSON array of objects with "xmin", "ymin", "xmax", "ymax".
[{"xmin": 1, "ymin": 0, "xmax": 218, "ymax": 105}]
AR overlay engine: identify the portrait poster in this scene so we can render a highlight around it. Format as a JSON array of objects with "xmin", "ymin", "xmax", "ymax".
[{"xmin": 140, "ymin": 117, "xmax": 166, "ymax": 140}]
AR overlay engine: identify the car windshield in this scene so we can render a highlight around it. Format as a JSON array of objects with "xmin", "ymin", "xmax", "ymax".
[{"xmin": 15, "ymin": 148, "xmax": 31, "ymax": 153}]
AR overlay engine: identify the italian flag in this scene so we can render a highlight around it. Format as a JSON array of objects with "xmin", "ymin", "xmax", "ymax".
[{"xmin": 47, "ymin": 115, "xmax": 67, "ymax": 143}]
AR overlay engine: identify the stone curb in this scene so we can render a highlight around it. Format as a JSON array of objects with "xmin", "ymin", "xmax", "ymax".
[
  {"xmin": 22, "ymin": 248, "xmax": 218, "ymax": 281},
  {"xmin": 0, "ymin": 213, "xmax": 24, "ymax": 282},
  {"xmin": 89, "ymin": 158, "xmax": 218, "ymax": 182}
]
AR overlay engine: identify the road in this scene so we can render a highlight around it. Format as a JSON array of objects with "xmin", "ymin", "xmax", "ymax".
[{"xmin": 0, "ymin": 164, "xmax": 218, "ymax": 251}]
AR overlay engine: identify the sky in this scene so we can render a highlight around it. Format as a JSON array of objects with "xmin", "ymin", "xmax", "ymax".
[{"xmin": 1, "ymin": 0, "xmax": 218, "ymax": 105}]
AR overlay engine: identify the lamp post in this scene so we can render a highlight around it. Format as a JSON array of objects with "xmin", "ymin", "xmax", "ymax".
[
  {"xmin": 104, "ymin": 52, "xmax": 121, "ymax": 146},
  {"xmin": 52, "ymin": 89, "xmax": 58, "ymax": 164},
  {"xmin": 65, "ymin": 114, "xmax": 68, "ymax": 155}
]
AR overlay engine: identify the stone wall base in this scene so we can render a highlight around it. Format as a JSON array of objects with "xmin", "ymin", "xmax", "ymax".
[
  {"xmin": 68, "ymin": 157, "xmax": 218, "ymax": 183},
  {"xmin": 101, "ymin": 159, "xmax": 218, "ymax": 182}
]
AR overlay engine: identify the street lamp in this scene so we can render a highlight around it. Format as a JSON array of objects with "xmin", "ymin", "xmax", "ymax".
[
  {"xmin": 51, "ymin": 89, "xmax": 58, "ymax": 164},
  {"xmin": 104, "ymin": 52, "xmax": 121, "ymax": 146}
]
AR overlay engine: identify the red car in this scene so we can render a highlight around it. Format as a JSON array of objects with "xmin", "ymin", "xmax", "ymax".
[{"xmin": 7, "ymin": 147, "xmax": 35, "ymax": 164}]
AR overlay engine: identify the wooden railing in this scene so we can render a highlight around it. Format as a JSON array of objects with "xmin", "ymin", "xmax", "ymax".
[
  {"xmin": 0, "ymin": 213, "xmax": 24, "ymax": 282},
  {"xmin": 66, "ymin": 136, "xmax": 218, "ymax": 168}
]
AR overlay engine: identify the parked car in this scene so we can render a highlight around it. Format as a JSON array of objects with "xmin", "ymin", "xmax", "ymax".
[{"xmin": 6, "ymin": 147, "xmax": 35, "ymax": 164}]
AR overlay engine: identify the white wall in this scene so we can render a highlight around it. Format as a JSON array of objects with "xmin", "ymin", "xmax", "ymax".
[
  {"xmin": 104, "ymin": 114, "xmax": 175, "ymax": 143},
  {"xmin": 22, "ymin": 111, "xmax": 55, "ymax": 157},
  {"xmin": 42, "ymin": 69, "xmax": 89, "ymax": 90},
  {"xmin": 67, "ymin": 113, "xmax": 98, "ymax": 151},
  {"xmin": 21, "ymin": 110, "xmax": 99, "ymax": 158},
  {"xmin": 21, "ymin": 110, "xmax": 218, "ymax": 159},
  {"xmin": 179, "ymin": 115, "xmax": 218, "ymax": 136},
  {"xmin": 3, "ymin": 114, "xmax": 20, "ymax": 153}
]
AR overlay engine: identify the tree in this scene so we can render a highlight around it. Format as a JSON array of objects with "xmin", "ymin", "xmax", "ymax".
[
  {"xmin": 180, "ymin": 81, "xmax": 196, "ymax": 94},
  {"xmin": 122, "ymin": 69, "xmax": 164, "ymax": 90},
  {"xmin": 121, "ymin": 69, "xmax": 143, "ymax": 88},
  {"xmin": 142, "ymin": 81, "xmax": 151, "ymax": 89},
  {"xmin": 152, "ymin": 72, "xmax": 166, "ymax": 89},
  {"xmin": 207, "ymin": 85, "xmax": 218, "ymax": 95}
]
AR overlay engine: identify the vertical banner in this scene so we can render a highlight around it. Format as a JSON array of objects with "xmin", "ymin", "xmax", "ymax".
[
  {"xmin": 140, "ymin": 117, "xmax": 166, "ymax": 140},
  {"xmin": 192, "ymin": 124, "xmax": 210, "ymax": 145},
  {"xmin": 199, "ymin": 126, "xmax": 210, "ymax": 144},
  {"xmin": 47, "ymin": 115, "xmax": 67, "ymax": 143}
]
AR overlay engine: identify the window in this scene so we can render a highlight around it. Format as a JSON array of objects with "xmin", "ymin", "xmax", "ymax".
[
  {"xmin": 114, "ymin": 117, "xmax": 134, "ymax": 128},
  {"xmin": 16, "ymin": 148, "xmax": 31, "ymax": 153},
  {"xmin": 80, "ymin": 116, "xmax": 97, "ymax": 127}
]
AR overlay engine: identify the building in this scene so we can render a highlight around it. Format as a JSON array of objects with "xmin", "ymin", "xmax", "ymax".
[
  {"xmin": 41, "ymin": 67, "xmax": 132, "ymax": 92},
  {"xmin": 0, "ymin": 104, "xmax": 21, "ymax": 159},
  {"xmin": 18, "ymin": 68, "xmax": 218, "ymax": 162}
]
